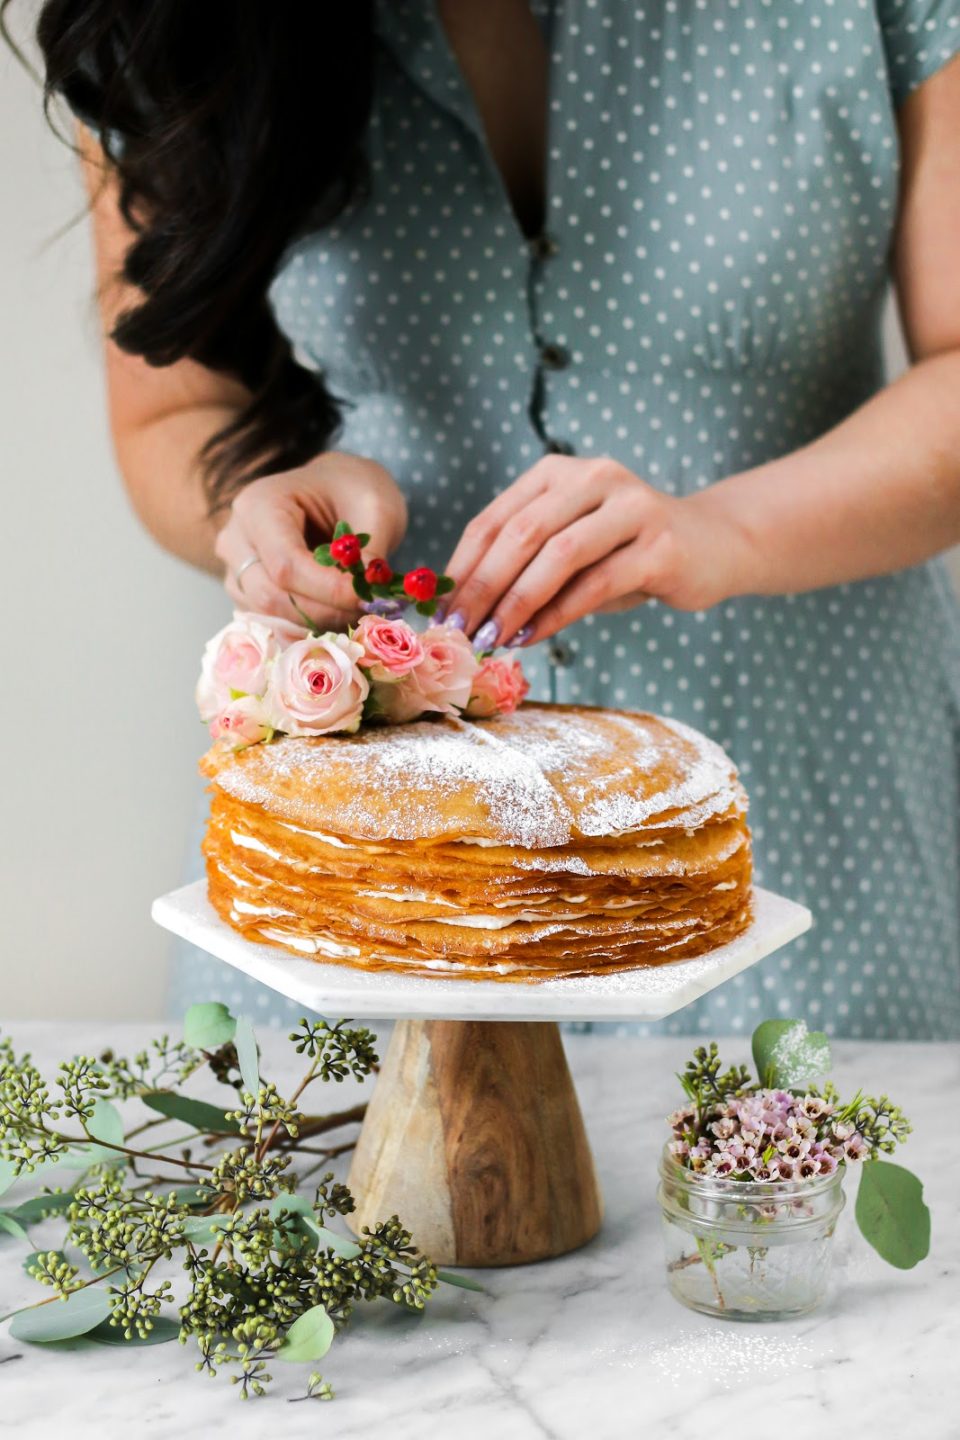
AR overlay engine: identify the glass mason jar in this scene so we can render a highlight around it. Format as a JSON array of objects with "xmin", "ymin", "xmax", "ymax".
[{"xmin": 657, "ymin": 1146, "xmax": 846, "ymax": 1321}]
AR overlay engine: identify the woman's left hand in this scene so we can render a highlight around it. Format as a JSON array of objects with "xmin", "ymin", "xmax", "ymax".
[{"xmin": 441, "ymin": 455, "xmax": 755, "ymax": 647}]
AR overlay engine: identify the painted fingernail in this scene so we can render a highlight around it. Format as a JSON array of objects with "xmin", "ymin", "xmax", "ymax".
[
  {"xmin": 434, "ymin": 601, "xmax": 449, "ymax": 623},
  {"xmin": 506, "ymin": 624, "xmax": 534, "ymax": 648},
  {"xmin": 473, "ymin": 618, "xmax": 501, "ymax": 651},
  {"xmin": 445, "ymin": 609, "xmax": 467, "ymax": 631}
]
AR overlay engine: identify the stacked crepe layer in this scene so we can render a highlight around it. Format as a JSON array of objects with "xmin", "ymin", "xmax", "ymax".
[{"xmin": 201, "ymin": 703, "xmax": 753, "ymax": 982}]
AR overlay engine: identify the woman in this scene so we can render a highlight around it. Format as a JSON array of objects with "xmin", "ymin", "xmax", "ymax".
[{"xmin": 17, "ymin": 0, "xmax": 960, "ymax": 1038}]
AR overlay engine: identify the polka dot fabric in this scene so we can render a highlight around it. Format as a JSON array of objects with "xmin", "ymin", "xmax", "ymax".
[{"xmin": 169, "ymin": 0, "xmax": 960, "ymax": 1039}]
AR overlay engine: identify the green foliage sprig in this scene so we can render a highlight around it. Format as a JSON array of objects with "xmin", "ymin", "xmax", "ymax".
[{"xmin": 0, "ymin": 1004, "xmax": 482, "ymax": 1402}]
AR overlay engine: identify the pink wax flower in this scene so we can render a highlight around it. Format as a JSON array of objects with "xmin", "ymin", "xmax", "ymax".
[
  {"xmin": 464, "ymin": 654, "xmax": 531, "ymax": 719},
  {"xmin": 374, "ymin": 624, "xmax": 479, "ymax": 723},
  {"xmin": 353, "ymin": 614, "xmax": 425, "ymax": 682},
  {"xmin": 267, "ymin": 633, "xmax": 369, "ymax": 737},
  {"xmin": 209, "ymin": 695, "xmax": 273, "ymax": 750}
]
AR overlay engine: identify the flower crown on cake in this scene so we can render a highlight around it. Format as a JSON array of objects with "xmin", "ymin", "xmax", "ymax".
[{"xmin": 196, "ymin": 521, "xmax": 529, "ymax": 749}]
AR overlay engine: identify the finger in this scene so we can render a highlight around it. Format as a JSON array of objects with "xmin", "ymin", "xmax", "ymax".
[
  {"xmin": 441, "ymin": 456, "xmax": 562, "ymax": 587},
  {"xmin": 481, "ymin": 506, "xmax": 635, "ymax": 645},
  {"xmin": 519, "ymin": 547, "xmax": 652, "ymax": 646},
  {"xmin": 223, "ymin": 568, "xmax": 356, "ymax": 632},
  {"xmin": 448, "ymin": 487, "xmax": 608, "ymax": 637},
  {"xmin": 233, "ymin": 489, "xmax": 359, "ymax": 611}
]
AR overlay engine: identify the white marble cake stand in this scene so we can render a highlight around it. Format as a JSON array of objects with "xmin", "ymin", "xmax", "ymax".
[{"xmin": 152, "ymin": 880, "xmax": 811, "ymax": 1270}]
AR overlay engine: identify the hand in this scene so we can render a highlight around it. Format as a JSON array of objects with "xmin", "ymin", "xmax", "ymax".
[
  {"xmin": 215, "ymin": 451, "xmax": 408, "ymax": 629},
  {"xmin": 441, "ymin": 455, "xmax": 754, "ymax": 646}
]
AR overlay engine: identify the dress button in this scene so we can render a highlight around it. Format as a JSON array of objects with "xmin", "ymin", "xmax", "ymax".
[
  {"xmin": 545, "ymin": 438, "xmax": 576, "ymax": 456},
  {"xmin": 530, "ymin": 232, "xmax": 559, "ymax": 260},
  {"xmin": 547, "ymin": 638, "xmax": 574, "ymax": 667},
  {"xmin": 540, "ymin": 342, "xmax": 570, "ymax": 371}
]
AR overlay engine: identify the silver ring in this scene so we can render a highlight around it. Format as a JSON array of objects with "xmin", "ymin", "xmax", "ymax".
[{"xmin": 234, "ymin": 554, "xmax": 262, "ymax": 591}]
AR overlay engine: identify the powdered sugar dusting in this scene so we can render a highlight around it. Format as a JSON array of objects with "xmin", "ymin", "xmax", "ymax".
[{"xmin": 212, "ymin": 704, "xmax": 744, "ymax": 850}]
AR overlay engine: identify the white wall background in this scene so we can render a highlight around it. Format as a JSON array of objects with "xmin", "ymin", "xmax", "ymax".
[
  {"xmin": 1, "ymin": 38, "xmax": 227, "ymax": 1021},
  {"xmin": 1, "ymin": 34, "xmax": 958, "ymax": 1020}
]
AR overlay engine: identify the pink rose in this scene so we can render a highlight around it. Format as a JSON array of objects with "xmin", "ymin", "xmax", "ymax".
[
  {"xmin": 465, "ymin": 655, "xmax": 530, "ymax": 718},
  {"xmin": 353, "ymin": 614, "xmax": 425, "ymax": 681},
  {"xmin": 209, "ymin": 695, "xmax": 273, "ymax": 750},
  {"xmin": 196, "ymin": 611, "xmax": 307, "ymax": 721},
  {"xmin": 374, "ymin": 624, "xmax": 479, "ymax": 723},
  {"xmin": 267, "ymin": 633, "xmax": 369, "ymax": 736}
]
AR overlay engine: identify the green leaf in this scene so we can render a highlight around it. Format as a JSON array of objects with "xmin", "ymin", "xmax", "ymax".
[
  {"xmin": 310, "ymin": 1223, "xmax": 361, "ymax": 1261},
  {"xmin": 313, "ymin": 546, "xmax": 335, "ymax": 567},
  {"xmin": 416, "ymin": 599, "xmax": 437, "ymax": 616},
  {"xmin": 86, "ymin": 1316, "xmax": 181, "ymax": 1347},
  {"xmin": 87, "ymin": 1099, "xmax": 124, "ymax": 1148},
  {"xmin": 332, "ymin": 520, "xmax": 352, "ymax": 540},
  {"xmin": 0, "ymin": 1212, "xmax": 29, "ymax": 1242},
  {"xmin": 183, "ymin": 1002, "xmax": 236, "ymax": 1050},
  {"xmin": 435, "ymin": 575, "xmax": 456, "ymax": 595},
  {"xmin": 179, "ymin": 1215, "xmax": 231, "ymax": 1248},
  {"xmin": 354, "ymin": 532, "xmax": 371, "ymax": 547},
  {"xmin": 6, "ymin": 1192, "xmax": 75, "ymax": 1226},
  {"xmin": 352, "ymin": 575, "xmax": 374, "ymax": 601},
  {"xmin": 751, "ymin": 1018, "xmax": 831, "ymax": 1090},
  {"xmin": 855, "ymin": 1159, "xmax": 931, "ymax": 1270},
  {"xmin": 141, "ymin": 1091, "xmax": 241, "ymax": 1135},
  {"xmin": 435, "ymin": 1268, "xmax": 486, "ymax": 1293},
  {"xmin": 275, "ymin": 1304, "xmax": 335, "ymax": 1364},
  {"xmin": 233, "ymin": 1016, "xmax": 260, "ymax": 1100},
  {"xmin": 9, "ymin": 1286, "xmax": 111, "ymax": 1343},
  {"xmin": 171, "ymin": 1186, "xmax": 209, "ymax": 1209}
]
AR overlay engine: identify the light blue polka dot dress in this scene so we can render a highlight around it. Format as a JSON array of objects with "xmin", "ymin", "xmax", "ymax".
[{"xmin": 169, "ymin": 0, "xmax": 960, "ymax": 1040}]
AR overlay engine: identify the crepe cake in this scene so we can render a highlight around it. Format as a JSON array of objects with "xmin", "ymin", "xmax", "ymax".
[{"xmin": 200, "ymin": 702, "xmax": 753, "ymax": 982}]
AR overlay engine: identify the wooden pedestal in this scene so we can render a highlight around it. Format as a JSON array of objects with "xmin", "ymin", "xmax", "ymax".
[{"xmin": 345, "ymin": 1018, "xmax": 604, "ymax": 1267}]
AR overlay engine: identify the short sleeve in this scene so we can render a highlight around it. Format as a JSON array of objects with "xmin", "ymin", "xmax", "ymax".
[{"xmin": 877, "ymin": 0, "xmax": 960, "ymax": 105}]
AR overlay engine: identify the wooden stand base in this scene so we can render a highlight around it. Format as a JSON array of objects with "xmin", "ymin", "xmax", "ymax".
[{"xmin": 345, "ymin": 1019, "xmax": 604, "ymax": 1267}]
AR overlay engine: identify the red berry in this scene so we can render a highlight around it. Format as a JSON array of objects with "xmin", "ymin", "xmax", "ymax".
[
  {"xmin": 403, "ymin": 566, "xmax": 438, "ymax": 602},
  {"xmin": 330, "ymin": 533, "xmax": 362, "ymax": 567},
  {"xmin": 365, "ymin": 557, "xmax": 393, "ymax": 586}
]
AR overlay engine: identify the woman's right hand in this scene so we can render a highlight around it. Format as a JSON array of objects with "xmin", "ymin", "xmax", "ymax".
[{"xmin": 214, "ymin": 451, "xmax": 408, "ymax": 629}]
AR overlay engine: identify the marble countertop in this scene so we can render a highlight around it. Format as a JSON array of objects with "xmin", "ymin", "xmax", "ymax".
[{"xmin": 1, "ymin": 1020, "xmax": 956, "ymax": 1439}]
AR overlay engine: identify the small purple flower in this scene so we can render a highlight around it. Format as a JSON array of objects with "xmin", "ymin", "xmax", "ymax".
[{"xmin": 358, "ymin": 597, "xmax": 407, "ymax": 619}]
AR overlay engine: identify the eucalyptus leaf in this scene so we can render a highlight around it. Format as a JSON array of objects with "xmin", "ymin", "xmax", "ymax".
[
  {"xmin": 310, "ymin": 1222, "xmax": 361, "ymax": 1261},
  {"xmin": 0, "ymin": 1212, "xmax": 29, "ymax": 1242},
  {"xmin": 234, "ymin": 1016, "xmax": 260, "ymax": 1099},
  {"xmin": 9, "ymin": 1286, "xmax": 111, "ymax": 1343},
  {"xmin": 86, "ymin": 1315, "xmax": 181, "ymax": 1347},
  {"xmin": 6, "ymin": 1192, "xmax": 75, "ymax": 1226},
  {"xmin": 179, "ymin": 1215, "xmax": 231, "ymax": 1248},
  {"xmin": 435, "ymin": 1269, "xmax": 486, "ymax": 1293},
  {"xmin": 751, "ymin": 1018, "xmax": 831, "ymax": 1090},
  {"xmin": 183, "ymin": 1002, "xmax": 236, "ymax": 1050},
  {"xmin": 855, "ymin": 1159, "xmax": 931, "ymax": 1270},
  {"xmin": 268, "ymin": 1195, "xmax": 320, "ymax": 1252},
  {"xmin": 171, "ymin": 1186, "xmax": 209, "ymax": 1209},
  {"xmin": 275, "ymin": 1304, "xmax": 335, "ymax": 1363},
  {"xmin": 142, "ymin": 1091, "xmax": 241, "ymax": 1135}
]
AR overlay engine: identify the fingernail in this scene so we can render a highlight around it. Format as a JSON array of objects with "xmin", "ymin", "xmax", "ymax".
[
  {"xmin": 446, "ymin": 609, "xmax": 467, "ymax": 631},
  {"xmin": 473, "ymin": 618, "xmax": 501, "ymax": 651},
  {"xmin": 434, "ymin": 601, "xmax": 449, "ymax": 623},
  {"xmin": 506, "ymin": 624, "xmax": 533, "ymax": 648}
]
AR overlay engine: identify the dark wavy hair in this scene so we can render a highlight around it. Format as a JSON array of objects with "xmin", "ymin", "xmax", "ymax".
[{"xmin": 2, "ymin": 0, "xmax": 375, "ymax": 510}]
